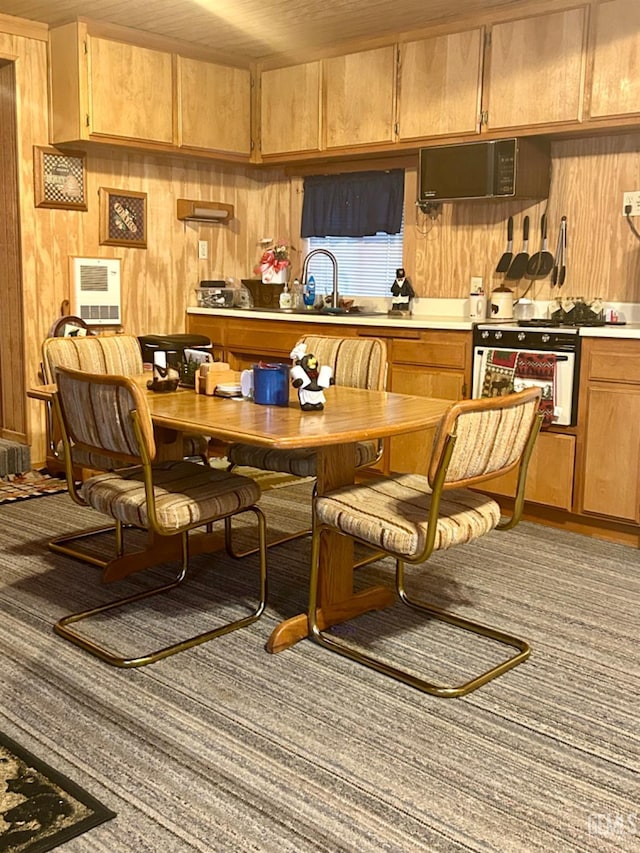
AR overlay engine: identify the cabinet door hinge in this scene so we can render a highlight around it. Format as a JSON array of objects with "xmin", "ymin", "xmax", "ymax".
[
  {"xmin": 394, "ymin": 121, "xmax": 399, "ymax": 136},
  {"xmin": 484, "ymin": 31, "xmax": 492, "ymax": 48},
  {"xmin": 479, "ymin": 110, "xmax": 489, "ymax": 126},
  {"xmin": 83, "ymin": 39, "xmax": 88, "ymax": 55},
  {"xmin": 85, "ymin": 113, "xmax": 90, "ymax": 128}
]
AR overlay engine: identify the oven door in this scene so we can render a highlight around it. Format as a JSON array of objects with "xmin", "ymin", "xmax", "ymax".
[{"xmin": 472, "ymin": 345, "xmax": 577, "ymax": 427}]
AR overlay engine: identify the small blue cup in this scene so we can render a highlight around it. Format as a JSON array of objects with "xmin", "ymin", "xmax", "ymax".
[{"xmin": 252, "ymin": 363, "xmax": 290, "ymax": 406}]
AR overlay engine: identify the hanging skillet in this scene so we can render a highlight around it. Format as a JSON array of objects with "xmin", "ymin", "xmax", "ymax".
[
  {"xmin": 526, "ymin": 213, "xmax": 554, "ymax": 279},
  {"xmin": 505, "ymin": 215, "xmax": 530, "ymax": 280},
  {"xmin": 496, "ymin": 216, "xmax": 514, "ymax": 273}
]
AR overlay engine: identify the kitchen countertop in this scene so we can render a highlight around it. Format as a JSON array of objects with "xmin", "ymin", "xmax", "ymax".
[
  {"xmin": 578, "ymin": 323, "xmax": 640, "ymax": 339},
  {"xmin": 186, "ymin": 306, "xmax": 472, "ymax": 331},
  {"xmin": 187, "ymin": 307, "xmax": 640, "ymax": 338}
]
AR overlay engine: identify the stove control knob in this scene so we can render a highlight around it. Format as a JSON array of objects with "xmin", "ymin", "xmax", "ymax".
[
  {"xmin": 495, "ymin": 331, "xmax": 503, "ymax": 340},
  {"xmin": 518, "ymin": 332, "xmax": 526, "ymax": 341},
  {"xmin": 481, "ymin": 330, "xmax": 489, "ymax": 339},
  {"xmin": 542, "ymin": 333, "xmax": 550, "ymax": 343}
]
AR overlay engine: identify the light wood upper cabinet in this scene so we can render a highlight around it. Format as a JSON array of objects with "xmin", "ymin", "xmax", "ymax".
[
  {"xmin": 323, "ymin": 46, "xmax": 396, "ymax": 149},
  {"xmin": 590, "ymin": 0, "xmax": 640, "ymax": 119},
  {"xmin": 260, "ymin": 62, "xmax": 321, "ymax": 156},
  {"xmin": 88, "ymin": 38, "xmax": 174, "ymax": 143},
  {"xmin": 397, "ymin": 28, "xmax": 484, "ymax": 141},
  {"xmin": 178, "ymin": 56, "xmax": 251, "ymax": 156},
  {"xmin": 485, "ymin": 6, "xmax": 587, "ymax": 131},
  {"xmin": 49, "ymin": 23, "xmax": 175, "ymax": 146}
]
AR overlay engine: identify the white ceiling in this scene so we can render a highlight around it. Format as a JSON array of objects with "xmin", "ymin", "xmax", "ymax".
[{"xmin": 2, "ymin": 0, "xmax": 526, "ymax": 60}]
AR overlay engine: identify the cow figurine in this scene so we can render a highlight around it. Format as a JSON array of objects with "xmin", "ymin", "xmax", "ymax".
[{"xmin": 290, "ymin": 342, "xmax": 333, "ymax": 410}]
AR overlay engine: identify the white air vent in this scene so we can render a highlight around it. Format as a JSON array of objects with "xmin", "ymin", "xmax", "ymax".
[{"xmin": 70, "ymin": 257, "xmax": 121, "ymax": 325}]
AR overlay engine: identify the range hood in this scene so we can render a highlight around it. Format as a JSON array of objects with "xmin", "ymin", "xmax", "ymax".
[{"xmin": 176, "ymin": 199, "xmax": 234, "ymax": 223}]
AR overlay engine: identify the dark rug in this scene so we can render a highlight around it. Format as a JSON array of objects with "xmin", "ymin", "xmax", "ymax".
[
  {"xmin": 0, "ymin": 473, "xmax": 67, "ymax": 505},
  {"xmin": 0, "ymin": 731, "xmax": 115, "ymax": 852}
]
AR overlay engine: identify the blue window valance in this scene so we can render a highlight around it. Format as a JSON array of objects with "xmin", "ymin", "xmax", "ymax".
[{"xmin": 301, "ymin": 169, "xmax": 404, "ymax": 238}]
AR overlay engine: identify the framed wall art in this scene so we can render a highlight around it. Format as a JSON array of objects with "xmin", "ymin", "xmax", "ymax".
[
  {"xmin": 34, "ymin": 146, "xmax": 87, "ymax": 210},
  {"xmin": 99, "ymin": 187, "xmax": 147, "ymax": 249}
]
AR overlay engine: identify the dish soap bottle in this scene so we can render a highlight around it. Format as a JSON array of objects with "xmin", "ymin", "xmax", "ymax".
[
  {"xmin": 303, "ymin": 275, "xmax": 316, "ymax": 310},
  {"xmin": 279, "ymin": 281, "xmax": 292, "ymax": 309},
  {"xmin": 291, "ymin": 278, "xmax": 302, "ymax": 310}
]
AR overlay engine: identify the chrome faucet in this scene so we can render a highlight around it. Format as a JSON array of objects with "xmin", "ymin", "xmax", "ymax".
[{"xmin": 301, "ymin": 249, "xmax": 339, "ymax": 309}]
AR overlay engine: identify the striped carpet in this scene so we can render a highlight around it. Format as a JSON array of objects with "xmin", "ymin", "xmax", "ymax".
[{"xmin": 0, "ymin": 484, "xmax": 638, "ymax": 852}]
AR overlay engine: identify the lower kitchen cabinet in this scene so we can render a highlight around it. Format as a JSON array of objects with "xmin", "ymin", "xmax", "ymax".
[
  {"xmin": 578, "ymin": 338, "xmax": 640, "ymax": 524},
  {"xmin": 480, "ymin": 431, "xmax": 576, "ymax": 511},
  {"xmin": 387, "ymin": 330, "xmax": 470, "ymax": 474}
]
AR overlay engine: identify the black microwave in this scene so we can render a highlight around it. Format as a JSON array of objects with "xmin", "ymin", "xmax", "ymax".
[{"xmin": 418, "ymin": 138, "xmax": 550, "ymax": 203}]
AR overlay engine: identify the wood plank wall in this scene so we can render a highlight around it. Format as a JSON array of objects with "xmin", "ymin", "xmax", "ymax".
[
  {"xmin": 408, "ymin": 133, "xmax": 640, "ymax": 304},
  {"xmin": 3, "ymin": 19, "xmax": 640, "ymax": 464}
]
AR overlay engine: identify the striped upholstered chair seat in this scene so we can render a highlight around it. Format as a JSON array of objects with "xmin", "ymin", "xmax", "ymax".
[
  {"xmin": 42, "ymin": 334, "xmax": 208, "ymax": 465},
  {"xmin": 51, "ymin": 367, "xmax": 267, "ymax": 668},
  {"xmin": 307, "ymin": 388, "xmax": 544, "ymax": 699},
  {"xmin": 315, "ymin": 477, "xmax": 502, "ymax": 558},
  {"xmin": 228, "ymin": 335, "xmax": 387, "ymax": 476}
]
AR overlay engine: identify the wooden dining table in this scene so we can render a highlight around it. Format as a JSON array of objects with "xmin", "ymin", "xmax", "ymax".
[{"xmin": 29, "ymin": 379, "xmax": 451, "ymax": 653}]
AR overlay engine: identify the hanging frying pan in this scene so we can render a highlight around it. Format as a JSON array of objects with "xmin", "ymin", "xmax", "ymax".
[
  {"xmin": 526, "ymin": 213, "xmax": 554, "ymax": 279},
  {"xmin": 505, "ymin": 215, "xmax": 530, "ymax": 280},
  {"xmin": 496, "ymin": 216, "xmax": 514, "ymax": 273}
]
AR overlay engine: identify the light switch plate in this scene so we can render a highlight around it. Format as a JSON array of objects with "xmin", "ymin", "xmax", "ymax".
[{"xmin": 198, "ymin": 240, "xmax": 208, "ymax": 259}]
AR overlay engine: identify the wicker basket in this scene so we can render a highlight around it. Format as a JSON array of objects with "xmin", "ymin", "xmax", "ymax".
[{"xmin": 241, "ymin": 278, "xmax": 284, "ymax": 308}]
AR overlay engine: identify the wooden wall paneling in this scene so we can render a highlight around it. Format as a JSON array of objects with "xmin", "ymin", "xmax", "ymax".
[{"xmin": 408, "ymin": 132, "xmax": 640, "ymax": 302}]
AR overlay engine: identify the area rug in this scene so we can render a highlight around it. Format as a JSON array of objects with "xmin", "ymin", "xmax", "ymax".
[
  {"xmin": 0, "ymin": 731, "xmax": 115, "ymax": 852},
  {"xmin": 0, "ymin": 472, "xmax": 67, "ymax": 505}
]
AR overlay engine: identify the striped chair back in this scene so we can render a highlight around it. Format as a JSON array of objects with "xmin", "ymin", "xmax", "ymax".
[
  {"xmin": 42, "ymin": 334, "xmax": 143, "ymax": 384},
  {"xmin": 296, "ymin": 335, "xmax": 387, "ymax": 391},
  {"xmin": 428, "ymin": 388, "xmax": 542, "ymax": 489},
  {"xmin": 54, "ymin": 368, "xmax": 155, "ymax": 467}
]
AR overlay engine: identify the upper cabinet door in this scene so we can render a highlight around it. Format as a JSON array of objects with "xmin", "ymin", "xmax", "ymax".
[
  {"xmin": 397, "ymin": 28, "xmax": 484, "ymax": 141},
  {"xmin": 260, "ymin": 62, "xmax": 322, "ymax": 156},
  {"xmin": 590, "ymin": 0, "xmax": 640, "ymax": 119},
  {"xmin": 89, "ymin": 37, "xmax": 175, "ymax": 143},
  {"xmin": 323, "ymin": 46, "xmax": 396, "ymax": 149},
  {"xmin": 485, "ymin": 7, "xmax": 587, "ymax": 130},
  {"xmin": 178, "ymin": 56, "xmax": 251, "ymax": 157}
]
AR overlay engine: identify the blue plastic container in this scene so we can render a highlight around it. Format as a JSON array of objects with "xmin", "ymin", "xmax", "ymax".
[{"xmin": 252, "ymin": 363, "xmax": 290, "ymax": 406}]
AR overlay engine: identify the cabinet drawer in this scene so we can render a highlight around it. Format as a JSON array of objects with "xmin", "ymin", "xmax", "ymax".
[
  {"xmin": 393, "ymin": 332, "xmax": 469, "ymax": 368},
  {"xmin": 586, "ymin": 340, "xmax": 640, "ymax": 383}
]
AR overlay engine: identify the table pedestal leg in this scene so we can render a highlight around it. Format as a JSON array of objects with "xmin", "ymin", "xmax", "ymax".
[{"xmin": 266, "ymin": 442, "xmax": 393, "ymax": 653}]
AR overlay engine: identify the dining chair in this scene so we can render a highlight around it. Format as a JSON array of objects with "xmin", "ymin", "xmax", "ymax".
[
  {"xmin": 51, "ymin": 366, "xmax": 267, "ymax": 667},
  {"xmin": 307, "ymin": 387, "xmax": 543, "ymax": 698},
  {"xmin": 226, "ymin": 335, "xmax": 387, "ymax": 556},
  {"xmin": 42, "ymin": 334, "xmax": 210, "ymax": 565}
]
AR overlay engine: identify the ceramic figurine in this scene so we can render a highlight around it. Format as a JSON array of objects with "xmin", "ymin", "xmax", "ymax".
[
  {"xmin": 290, "ymin": 342, "xmax": 333, "ymax": 410},
  {"xmin": 390, "ymin": 267, "xmax": 415, "ymax": 313}
]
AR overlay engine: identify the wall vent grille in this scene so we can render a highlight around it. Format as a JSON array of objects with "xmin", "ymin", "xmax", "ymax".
[{"xmin": 70, "ymin": 257, "xmax": 121, "ymax": 325}]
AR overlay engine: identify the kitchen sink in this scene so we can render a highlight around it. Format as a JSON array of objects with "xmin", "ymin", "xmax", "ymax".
[{"xmin": 242, "ymin": 307, "xmax": 388, "ymax": 317}]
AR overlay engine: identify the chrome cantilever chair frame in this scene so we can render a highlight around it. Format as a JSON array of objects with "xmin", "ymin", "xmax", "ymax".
[
  {"xmin": 51, "ymin": 367, "xmax": 267, "ymax": 668},
  {"xmin": 226, "ymin": 335, "xmax": 388, "ymax": 559},
  {"xmin": 307, "ymin": 388, "xmax": 544, "ymax": 698},
  {"xmin": 42, "ymin": 334, "xmax": 209, "ymax": 568}
]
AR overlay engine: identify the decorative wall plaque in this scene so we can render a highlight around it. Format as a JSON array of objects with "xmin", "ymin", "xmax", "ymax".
[
  {"xmin": 34, "ymin": 146, "xmax": 87, "ymax": 210},
  {"xmin": 99, "ymin": 187, "xmax": 147, "ymax": 249}
]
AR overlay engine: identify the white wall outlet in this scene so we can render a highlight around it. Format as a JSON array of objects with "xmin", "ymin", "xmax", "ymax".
[
  {"xmin": 198, "ymin": 240, "xmax": 208, "ymax": 259},
  {"xmin": 470, "ymin": 275, "xmax": 483, "ymax": 292},
  {"xmin": 622, "ymin": 191, "xmax": 640, "ymax": 216}
]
